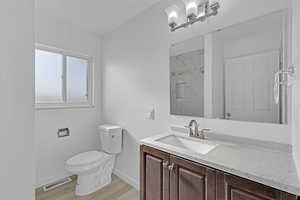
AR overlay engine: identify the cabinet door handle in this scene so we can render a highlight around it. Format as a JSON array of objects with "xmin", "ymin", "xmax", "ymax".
[
  {"xmin": 168, "ymin": 163, "xmax": 175, "ymax": 171},
  {"xmin": 163, "ymin": 161, "xmax": 169, "ymax": 168}
]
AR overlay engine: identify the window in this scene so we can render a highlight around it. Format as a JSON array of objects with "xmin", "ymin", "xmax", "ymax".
[
  {"xmin": 35, "ymin": 49, "xmax": 63, "ymax": 103},
  {"xmin": 35, "ymin": 45, "xmax": 93, "ymax": 109}
]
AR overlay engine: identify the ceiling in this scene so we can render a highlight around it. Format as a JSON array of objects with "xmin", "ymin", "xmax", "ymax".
[{"xmin": 35, "ymin": 0, "xmax": 161, "ymax": 35}]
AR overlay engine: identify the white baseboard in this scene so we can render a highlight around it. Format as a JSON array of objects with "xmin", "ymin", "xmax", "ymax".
[
  {"xmin": 36, "ymin": 174, "xmax": 75, "ymax": 190},
  {"xmin": 113, "ymin": 168, "xmax": 139, "ymax": 190},
  {"xmin": 37, "ymin": 170, "xmax": 140, "ymax": 191},
  {"xmin": 36, "ymin": 173, "xmax": 72, "ymax": 188}
]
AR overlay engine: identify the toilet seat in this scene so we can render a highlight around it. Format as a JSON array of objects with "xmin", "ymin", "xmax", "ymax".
[
  {"xmin": 66, "ymin": 151, "xmax": 113, "ymax": 174},
  {"xmin": 67, "ymin": 151, "xmax": 107, "ymax": 167}
]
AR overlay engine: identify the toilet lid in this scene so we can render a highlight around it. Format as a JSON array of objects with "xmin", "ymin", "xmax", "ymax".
[{"xmin": 66, "ymin": 151, "xmax": 107, "ymax": 166}]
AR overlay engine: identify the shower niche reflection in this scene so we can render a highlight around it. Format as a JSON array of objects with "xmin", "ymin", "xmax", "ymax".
[
  {"xmin": 170, "ymin": 36, "xmax": 205, "ymax": 117},
  {"xmin": 169, "ymin": 11, "xmax": 289, "ymax": 124}
]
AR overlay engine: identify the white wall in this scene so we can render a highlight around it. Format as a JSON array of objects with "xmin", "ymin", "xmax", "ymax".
[
  {"xmin": 102, "ymin": 0, "xmax": 291, "ymax": 188},
  {"xmin": 211, "ymin": 33, "xmax": 224, "ymax": 119},
  {"xmin": 291, "ymin": 0, "xmax": 300, "ymax": 175},
  {"xmin": 0, "ymin": 0, "xmax": 35, "ymax": 199},
  {"xmin": 204, "ymin": 33, "xmax": 225, "ymax": 119},
  {"xmin": 204, "ymin": 34, "xmax": 214, "ymax": 118},
  {"xmin": 35, "ymin": 16, "xmax": 102, "ymax": 187}
]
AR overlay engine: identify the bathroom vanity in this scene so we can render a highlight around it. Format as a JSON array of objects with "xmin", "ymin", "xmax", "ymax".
[
  {"xmin": 140, "ymin": 130, "xmax": 300, "ymax": 200},
  {"xmin": 140, "ymin": 7, "xmax": 300, "ymax": 200}
]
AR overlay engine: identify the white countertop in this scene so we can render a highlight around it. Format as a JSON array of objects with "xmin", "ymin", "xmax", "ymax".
[{"xmin": 140, "ymin": 130, "xmax": 300, "ymax": 196}]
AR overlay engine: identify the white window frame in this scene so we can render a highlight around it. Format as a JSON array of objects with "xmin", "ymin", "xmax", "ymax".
[{"xmin": 35, "ymin": 44, "xmax": 94, "ymax": 110}]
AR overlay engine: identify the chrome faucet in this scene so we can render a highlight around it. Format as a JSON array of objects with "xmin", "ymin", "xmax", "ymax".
[
  {"xmin": 186, "ymin": 120, "xmax": 211, "ymax": 140},
  {"xmin": 187, "ymin": 120, "xmax": 199, "ymax": 137}
]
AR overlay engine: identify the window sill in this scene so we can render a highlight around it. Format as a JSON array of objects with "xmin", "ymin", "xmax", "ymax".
[{"xmin": 35, "ymin": 103, "xmax": 95, "ymax": 110}]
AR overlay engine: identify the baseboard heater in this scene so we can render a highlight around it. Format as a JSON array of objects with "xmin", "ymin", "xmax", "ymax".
[{"xmin": 43, "ymin": 177, "xmax": 72, "ymax": 192}]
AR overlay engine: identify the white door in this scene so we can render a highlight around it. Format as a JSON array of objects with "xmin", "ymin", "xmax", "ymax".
[{"xmin": 225, "ymin": 50, "xmax": 280, "ymax": 123}]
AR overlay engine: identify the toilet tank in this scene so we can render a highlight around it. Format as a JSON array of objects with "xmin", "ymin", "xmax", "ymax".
[{"xmin": 98, "ymin": 125, "xmax": 123, "ymax": 154}]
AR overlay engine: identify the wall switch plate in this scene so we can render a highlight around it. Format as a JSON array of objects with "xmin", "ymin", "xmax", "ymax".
[
  {"xmin": 57, "ymin": 128, "xmax": 70, "ymax": 138},
  {"xmin": 150, "ymin": 108, "xmax": 155, "ymax": 120},
  {"xmin": 146, "ymin": 107, "xmax": 155, "ymax": 120}
]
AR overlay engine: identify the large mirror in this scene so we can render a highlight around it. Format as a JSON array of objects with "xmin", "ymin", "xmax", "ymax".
[{"xmin": 170, "ymin": 11, "xmax": 288, "ymax": 124}]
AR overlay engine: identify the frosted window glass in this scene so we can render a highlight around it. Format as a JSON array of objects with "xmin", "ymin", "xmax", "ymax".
[
  {"xmin": 35, "ymin": 49, "xmax": 63, "ymax": 103},
  {"xmin": 66, "ymin": 56, "xmax": 88, "ymax": 102}
]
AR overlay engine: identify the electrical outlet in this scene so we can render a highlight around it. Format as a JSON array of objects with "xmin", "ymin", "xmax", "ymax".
[{"xmin": 57, "ymin": 128, "xmax": 70, "ymax": 138}]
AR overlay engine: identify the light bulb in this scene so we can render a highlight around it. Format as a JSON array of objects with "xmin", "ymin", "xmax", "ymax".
[
  {"xmin": 165, "ymin": 5, "xmax": 181, "ymax": 28},
  {"xmin": 197, "ymin": 3, "xmax": 206, "ymax": 18},
  {"xmin": 182, "ymin": 0, "xmax": 201, "ymax": 20},
  {"xmin": 186, "ymin": 2, "xmax": 197, "ymax": 17}
]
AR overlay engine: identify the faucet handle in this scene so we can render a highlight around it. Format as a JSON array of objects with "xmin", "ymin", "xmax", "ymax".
[
  {"xmin": 201, "ymin": 128, "xmax": 212, "ymax": 133},
  {"xmin": 200, "ymin": 129, "xmax": 212, "ymax": 138}
]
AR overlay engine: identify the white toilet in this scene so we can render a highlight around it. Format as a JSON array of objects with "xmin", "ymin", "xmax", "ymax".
[{"xmin": 65, "ymin": 125, "xmax": 122, "ymax": 196}]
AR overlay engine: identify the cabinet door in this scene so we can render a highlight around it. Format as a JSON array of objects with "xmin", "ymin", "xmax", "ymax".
[
  {"xmin": 140, "ymin": 145, "xmax": 170, "ymax": 200},
  {"xmin": 170, "ymin": 155, "xmax": 216, "ymax": 200},
  {"xmin": 216, "ymin": 172, "xmax": 297, "ymax": 200}
]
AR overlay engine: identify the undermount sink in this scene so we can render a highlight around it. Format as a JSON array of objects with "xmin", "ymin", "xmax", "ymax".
[{"xmin": 156, "ymin": 135, "xmax": 218, "ymax": 155}]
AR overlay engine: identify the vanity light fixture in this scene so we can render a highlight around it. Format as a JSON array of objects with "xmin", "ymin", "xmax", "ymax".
[{"xmin": 165, "ymin": 0, "xmax": 220, "ymax": 32}]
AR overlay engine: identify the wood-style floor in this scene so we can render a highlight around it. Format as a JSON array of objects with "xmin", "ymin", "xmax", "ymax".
[{"xmin": 36, "ymin": 175, "xmax": 139, "ymax": 200}]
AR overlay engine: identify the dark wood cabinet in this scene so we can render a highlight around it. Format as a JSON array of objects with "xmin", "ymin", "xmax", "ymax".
[
  {"xmin": 216, "ymin": 172, "xmax": 296, "ymax": 200},
  {"xmin": 140, "ymin": 145, "xmax": 170, "ymax": 200},
  {"xmin": 170, "ymin": 155, "xmax": 216, "ymax": 200},
  {"xmin": 140, "ymin": 145, "xmax": 297, "ymax": 200}
]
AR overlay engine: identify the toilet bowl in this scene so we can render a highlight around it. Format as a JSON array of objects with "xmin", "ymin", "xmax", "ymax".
[{"xmin": 65, "ymin": 125, "xmax": 122, "ymax": 196}]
